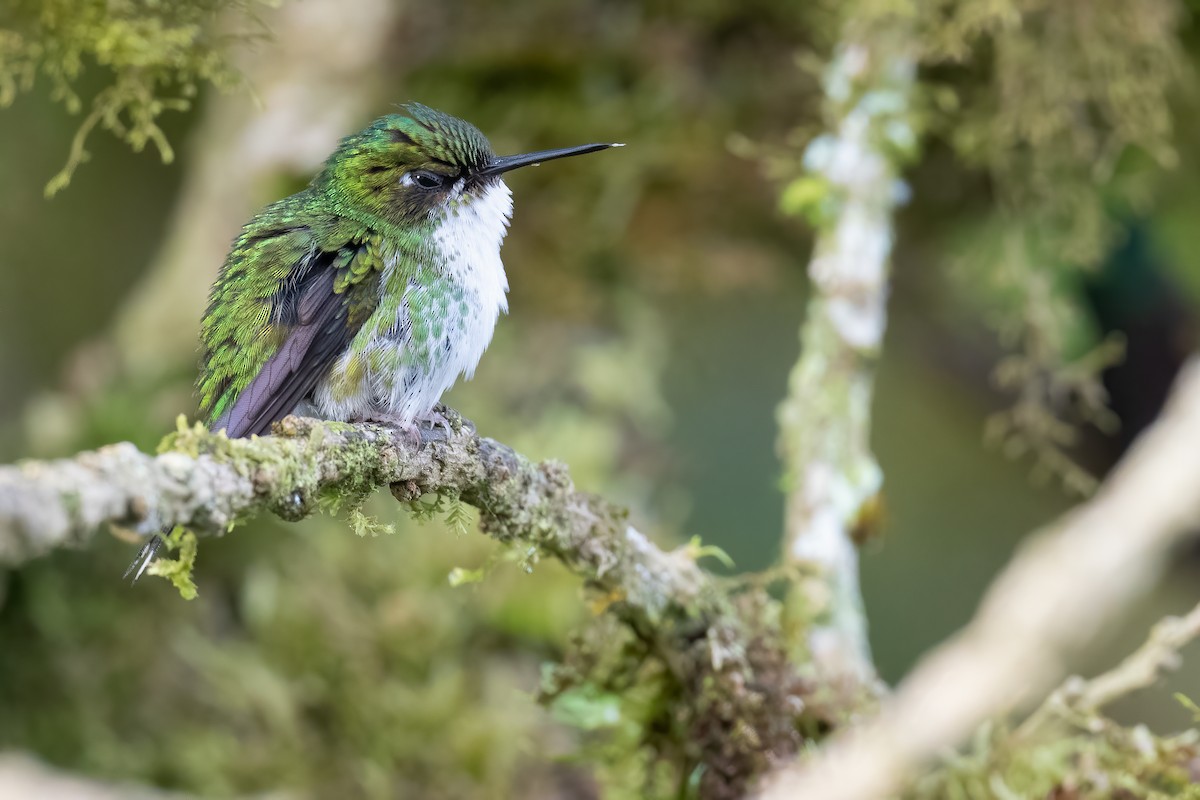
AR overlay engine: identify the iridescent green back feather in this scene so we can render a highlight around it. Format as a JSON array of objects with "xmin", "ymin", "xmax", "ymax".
[{"xmin": 197, "ymin": 196, "xmax": 379, "ymax": 425}]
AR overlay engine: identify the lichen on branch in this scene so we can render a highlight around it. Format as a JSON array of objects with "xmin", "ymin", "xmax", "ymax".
[
  {"xmin": 775, "ymin": 14, "xmax": 918, "ymax": 691},
  {"xmin": 0, "ymin": 411, "xmax": 815, "ymax": 799}
]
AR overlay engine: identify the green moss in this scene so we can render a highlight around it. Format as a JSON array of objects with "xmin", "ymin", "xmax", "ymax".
[
  {"xmin": 145, "ymin": 526, "xmax": 199, "ymax": 600},
  {"xmin": 0, "ymin": 0, "xmax": 265, "ymax": 195},
  {"xmin": 910, "ymin": 716, "xmax": 1200, "ymax": 800},
  {"xmin": 897, "ymin": 0, "xmax": 1180, "ymax": 490},
  {"xmin": 537, "ymin": 583, "xmax": 817, "ymax": 800},
  {"xmin": 681, "ymin": 536, "xmax": 735, "ymax": 570},
  {"xmin": 347, "ymin": 507, "xmax": 394, "ymax": 537},
  {"xmin": 778, "ymin": 174, "xmax": 838, "ymax": 228}
]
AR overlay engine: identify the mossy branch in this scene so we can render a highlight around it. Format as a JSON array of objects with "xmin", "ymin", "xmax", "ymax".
[
  {"xmin": 0, "ymin": 413, "xmax": 711, "ymax": 626},
  {"xmin": 776, "ymin": 11, "xmax": 918, "ymax": 694},
  {"xmin": 0, "ymin": 411, "xmax": 813, "ymax": 797}
]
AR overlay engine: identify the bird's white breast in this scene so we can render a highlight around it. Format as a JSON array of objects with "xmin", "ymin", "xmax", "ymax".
[
  {"xmin": 434, "ymin": 178, "xmax": 513, "ymax": 328},
  {"xmin": 405, "ymin": 178, "xmax": 513, "ymax": 404},
  {"xmin": 310, "ymin": 179, "xmax": 514, "ymax": 424}
]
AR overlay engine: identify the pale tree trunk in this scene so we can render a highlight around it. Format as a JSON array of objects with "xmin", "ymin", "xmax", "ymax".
[{"xmin": 777, "ymin": 21, "xmax": 917, "ymax": 694}]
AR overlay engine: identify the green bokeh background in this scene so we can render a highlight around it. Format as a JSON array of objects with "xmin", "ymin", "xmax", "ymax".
[{"xmin": 1, "ymin": 1, "xmax": 1199, "ymax": 796}]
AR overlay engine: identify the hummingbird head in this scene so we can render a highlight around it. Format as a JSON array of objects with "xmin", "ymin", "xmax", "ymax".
[{"xmin": 316, "ymin": 103, "xmax": 619, "ymax": 232}]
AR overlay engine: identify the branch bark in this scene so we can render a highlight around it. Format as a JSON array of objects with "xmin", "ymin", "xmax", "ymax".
[
  {"xmin": 757, "ymin": 358, "xmax": 1200, "ymax": 800},
  {"xmin": 0, "ymin": 413, "xmax": 812, "ymax": 797},
  {"xmin": 777, "ymin": 18, "xmax": 917, "ymax": 691},
  {"xmin": 0, "ymin": 415, "xmax": 710, "ymax": 627}
]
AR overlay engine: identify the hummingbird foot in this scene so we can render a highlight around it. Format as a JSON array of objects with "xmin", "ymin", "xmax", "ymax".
[
  {"xmin": 349, "ymin": 414, "xmax": 423, "ymax": 448},
  {"xmin": 352, "ymin": 404, "xmax": 472, "ymax": 445},
  {"xmin": 415, "ymin": 404, "xmax": 478, "ymax": 439},
  {"xmin": 123, "ymin": 533, "xmax": 166, "ymax": 583},
  {"xmin": 419, "ymin": 403, "xmax": 455, "ymax": 436},
  {"xmin": 350, "ymin": 412, "xmax": 434, "ymax": 447}
]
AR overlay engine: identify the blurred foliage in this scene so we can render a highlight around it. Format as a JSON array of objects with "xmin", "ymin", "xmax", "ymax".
[
  {"xmin": 766, "ymin": 0, "xmax": 1189, "ymax": 493},
  {"xmin": 0, "ymin": 0, "xmax": 264, "ymax": 196},
  {"xmin": 0, "ymin": 509, "xmax": 591, "ymax": 798},
  {"xmin": 914, "ymin": 0, "xmax": 1186, "ymax": 492},
  {"xmin": 910, "ymin": 713, "xmax": 1200, "ymax": 799}
]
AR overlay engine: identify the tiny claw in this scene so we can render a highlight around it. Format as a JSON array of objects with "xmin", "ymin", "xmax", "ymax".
[
  {"xmin": 123, "ymin": 534, "xmax": 165, "ymax": 583},
  {"xmin": 418, "ymin": 404, "xmax": 456, "ymax": 440},
  {"xmin": 430, "ymin": 404, "xmax": 475, "ymax": 435}
]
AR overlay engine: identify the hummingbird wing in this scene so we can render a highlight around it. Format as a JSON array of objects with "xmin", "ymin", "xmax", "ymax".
[
  {"xmin": 198, "ymin": 202, "xmax": 380, "ymax": 438},
  {"xmin": 211, "ymin": 266, "xmax": 346, "ymax": 438}
]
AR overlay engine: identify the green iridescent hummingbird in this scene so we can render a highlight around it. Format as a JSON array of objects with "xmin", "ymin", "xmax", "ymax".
[
  {"xmin": 202, "ymin": 103, "xmax": 618, "ymax": 438},
  {"xmin": 126, "ymin": 103, "xmax": 619, "ymax": 580}
]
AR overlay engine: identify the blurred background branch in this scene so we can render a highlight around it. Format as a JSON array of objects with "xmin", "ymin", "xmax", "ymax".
[
  {"xmin": 775, "ymin": 11, "xmax": 916, "ymax": 694},
  {"xmin": 0, "ymin": 753, "xmax": 209, "ymax": 800},
  {"xmin": 1019, "ymin": 599, "xmax": 1200, "ymax": 736},
  {"xmin": 759, "ymin": 358, "xmax": 1200, "ymax": 800}
]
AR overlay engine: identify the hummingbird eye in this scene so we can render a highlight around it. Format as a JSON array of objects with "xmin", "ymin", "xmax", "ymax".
[{"xmin": 410, "ymin": 171, "xmax": 444, "ymax": 190}]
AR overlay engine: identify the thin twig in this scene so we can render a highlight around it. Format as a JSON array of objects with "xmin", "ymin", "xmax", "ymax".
[{"xmin": 1018, "ymin": 600, "xmax": 1200, "ymax": 739}]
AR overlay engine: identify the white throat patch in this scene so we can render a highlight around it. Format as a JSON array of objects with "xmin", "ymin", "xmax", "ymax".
[{"xmin": 432, "ymin": 179, "xmax": 514, "ymax": 314}]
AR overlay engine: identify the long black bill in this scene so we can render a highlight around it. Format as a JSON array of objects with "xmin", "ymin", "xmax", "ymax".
[{"xmin": 477, "ymin": 142, "xmax": 622, "ymax": 178}]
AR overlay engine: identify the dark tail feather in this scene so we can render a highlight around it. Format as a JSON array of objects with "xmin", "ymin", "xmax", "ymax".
[{"xmin": 123, "ymin": 532, "xmax": 167, "ymax": 583}]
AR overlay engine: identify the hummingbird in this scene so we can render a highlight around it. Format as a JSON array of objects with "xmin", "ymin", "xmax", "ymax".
[
  {"xmin": 202, "ymin": 103, "xmax": 619, "ymax": 438},
  {"xmin": 125, "ymin": 103, "xmax": 619, "ymax": 580}
]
